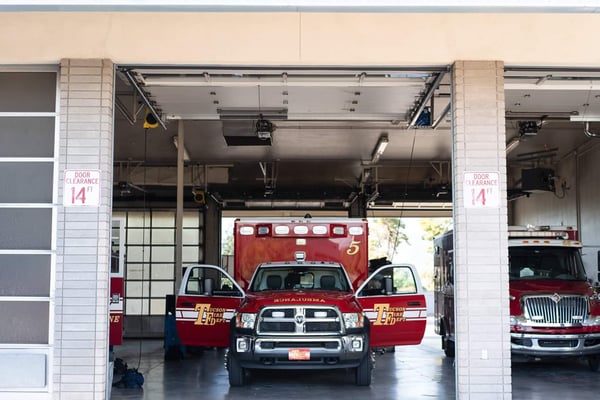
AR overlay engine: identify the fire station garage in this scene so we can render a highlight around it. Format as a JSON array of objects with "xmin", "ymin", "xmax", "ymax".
[{"xmin": 2, "ymin": 2, "xmax": 600, "ymax": 400}]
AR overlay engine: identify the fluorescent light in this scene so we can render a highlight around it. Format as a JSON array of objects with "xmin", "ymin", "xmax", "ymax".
[
  {"xmin": 570, "ymin": 115, "xmax": 600, "ymax": 122},
  {"xmin": 172, "ymin": 136, "xmax": 191, "ymax": 161},
  {"xmin": 506, "ymin": 137, "xmax": 521, "ymax": 154},
  {"xmin": 371, "ymin": 133, "xmax": 389, "ymax": 163}
]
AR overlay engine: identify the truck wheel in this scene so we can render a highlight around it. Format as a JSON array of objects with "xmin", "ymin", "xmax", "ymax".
[
  {"xmin": 588, "ymin": 355, "xmax": 600, "ymax": 372},
  {"xmin": 355, "ymin": 351, "xmax": 372, "ymax": 386},
  {"xmin": 228, "ymin": 354, "xmax": 246, "ymax": 386},
  {"xmin": 443, "ymin": 336, "xmax": 455, "ymax": 358}
]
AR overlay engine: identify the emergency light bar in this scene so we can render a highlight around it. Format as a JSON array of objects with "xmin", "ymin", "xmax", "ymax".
[
  {"xmin": 238, "ymin": 223, "xmax": 364, "ymax": 237},
  {"xmin": 509, "ymin": 230, "xmax": 569, "ymax": 239}
]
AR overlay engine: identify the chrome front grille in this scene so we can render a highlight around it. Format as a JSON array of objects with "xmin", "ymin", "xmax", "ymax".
[
  {"xmin": 258, "ymin": 306, "xmax": 342, "ymax": 335},
  {"xmin": 523, "ymin": 295, "xmax": 589, "ymax": 325}
]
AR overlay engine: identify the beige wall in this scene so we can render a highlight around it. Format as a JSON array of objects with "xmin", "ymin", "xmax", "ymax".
[{"xmin": 1, "ymin": 12, "xmax": 600, "ymax": 66}]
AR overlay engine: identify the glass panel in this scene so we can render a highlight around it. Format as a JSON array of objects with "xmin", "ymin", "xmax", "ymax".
[
  {"xmin": 0, "ymin": 353, "xmax": 46, "ymax": 388},
  {"xmin": 183, "ymin": 212, "xmax": 199, "ymax": 227},
  {"xmin": 182, "ymin": 247, "xmax": 199, "ymax": 263},
  {"xmin": 0, "ymin": 163, "xmax": 53, "ymax": 203},
  {"xmin": 126, "ymin": 281, "xmax": 150, "ymax": 297},
  {"xmin": 152, "ymin": 211, "xmax": 174, "ymax": 227},
  {"xmin": 182, "ymin": 229, "xmax": 199, "ymax": 245},
  {"xmin": 0, "ymin": 117, "xmax": 55, "ymax": 157},
  {"xmin": 125, "ymin": 264, "xmax": 150, "ymax": 280},
  {"xmin": 151, "ymin": 281, "xmax": 174, "ymax": 298},
  {"xmin": 0, "ymin": 255, "xmax": 50, "ymax": 296},
  {"xmin": 151, "ymin": 264, "xmax": 174, "ymax": 280},
  {"xmin": 150, "ymin": 298, "xmax": 165, "ymax": 315},
  {"xmin": 0, "ymin": 72, "xmax": 56, "ymax": 112},
  {"xmin": 393, "ymin": 267, "xmax": 417, "ymax": 294},
  {"xmin": 127, "ymin": 229, "xmax": 150, "ymax": 245},
  {"xmin": 125, "ymin": 298, "xmax": 149, "ymax": 315},
  {"xmin": 152, "ymin": 228, "xmax": 174, "ymax": 245},
  {"xmin": 152, "ymin": 247, "xmax": 174, "ymax": 263},
  {"xmin": 126, "ymin": 246, "xmax": 150, "ymax": 262},
  {"xmin": 0, "ymin": 301, "xmax": 49, "ymax": 343},
  {"xmin": 127, "ymin": 212, "xmax": 151, "ymax": 228},
  {"xmin": 0, "ymin": 209, "xmax": 51, "ymax": 250}
]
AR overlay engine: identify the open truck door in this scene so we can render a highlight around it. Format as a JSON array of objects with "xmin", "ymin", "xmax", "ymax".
[
  {"xmin": 175, "ymin": 265, "xmax": 244, "ymax": 348},
  {"xmin": 356, "ymin": 264, "xmax": 427, "ymax": 347}
]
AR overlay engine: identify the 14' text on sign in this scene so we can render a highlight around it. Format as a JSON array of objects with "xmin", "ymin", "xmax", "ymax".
[
  {"xmin": 63, "ymin": 169, "xmax": 101, "ymax": 207},
  {"xmin": 463, "ymin": 172, "xmax": 500, "ymax": 208}
]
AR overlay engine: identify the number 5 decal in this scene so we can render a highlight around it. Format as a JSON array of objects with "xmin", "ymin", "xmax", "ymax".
[{"xmin": 347, "ymin": 238, "xmax": 360, "ymax": 255}]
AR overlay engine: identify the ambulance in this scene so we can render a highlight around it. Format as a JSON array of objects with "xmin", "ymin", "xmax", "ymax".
[{"xmin": 175, "ymin": 217, "xmax": 427, "ymax": 386}]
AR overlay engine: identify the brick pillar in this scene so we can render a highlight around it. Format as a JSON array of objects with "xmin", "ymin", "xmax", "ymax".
[
  {"xmin": 55, "ymin": 59, "xmax": 114, "ymax": 400},
  {"xmin": 452, "ymin": 61, "xmax": 511, "ymax": 399}
]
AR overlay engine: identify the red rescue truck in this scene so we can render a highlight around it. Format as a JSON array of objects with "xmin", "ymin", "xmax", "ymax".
[
  {"xmin": 175, "ymin": 217, "xmax": 427, "ymax": 386},
  {"xmin": 434, "ymin": 226, "xmax": 600, "ymax": 369},
  {"xmin": 109, "ymin": 219, "xmax": 125, "ymax": 347}
]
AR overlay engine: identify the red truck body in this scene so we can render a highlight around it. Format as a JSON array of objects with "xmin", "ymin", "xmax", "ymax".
[
  {"xmin": 175, "ymin": 217, "xmax": 427, "ymax": 386},
  {"xmin": 434, "ymin": 226, "xmax": 600, "ymax": 369}
]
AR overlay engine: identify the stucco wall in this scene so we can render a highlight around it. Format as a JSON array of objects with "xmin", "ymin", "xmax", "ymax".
[{"xmin": 0, "ymin": 12, "xmax": 600, "ymax": 66}]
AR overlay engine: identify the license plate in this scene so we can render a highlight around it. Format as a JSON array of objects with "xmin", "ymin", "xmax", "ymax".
[{"xmin": 288, "ymin": 348, "xmax": 310, "ymax": 360}]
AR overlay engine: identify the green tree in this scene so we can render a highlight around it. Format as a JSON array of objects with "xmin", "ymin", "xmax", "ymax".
[
  {"xmin": 419, "ymin": 217, "xmax": 452, "ymax": 252},
  {"xmin": 368, "ymin": 218, "xmax": 409, "ymax": 261}
]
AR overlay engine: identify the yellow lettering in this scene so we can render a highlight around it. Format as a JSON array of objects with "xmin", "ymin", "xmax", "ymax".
[
  {"xmin": 346, "ymin": 239, "xmax": 360, "ymax": 256},
  {"xmin": 373, "ymin": 303, "xmax": 389, "ymax": 325},
  {"xmin": 194, "ymin": 303, "xmax": 225, "ymax": 325},
  {"xmin": 110, "ymin": 315, "xmax": 121, "ymax": 323}
]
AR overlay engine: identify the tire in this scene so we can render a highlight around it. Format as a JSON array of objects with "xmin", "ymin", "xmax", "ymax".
[
  {"xmin": 355, "ymin": 351, "xmax": 373, "ymax": 386},
  {"xmin": 588, "ymin": 355, "xmax": 600, "ymax": 372},
  {"xmin": 443, "ymin": 336, "xmax": 455, "ymax": 358},
  {"xmin": 228, "ymin": 353, "xmax": 245, "ymax": 386}
]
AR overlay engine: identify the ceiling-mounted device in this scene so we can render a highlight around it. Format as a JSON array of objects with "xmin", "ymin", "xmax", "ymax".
[
  {"xmin": 255, "ymin": 116, "xmax": 274, "ymax": 141},
  {"xmin": 518, "ymin": 120, "xmax": 541, "ymax": 137}
]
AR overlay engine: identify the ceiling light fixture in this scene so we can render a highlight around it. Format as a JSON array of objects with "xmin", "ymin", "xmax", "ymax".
[
  {"xmin": 371, "ymin": 133, "xmax": 389, "ymax": 164},
  {"xmin": 172, "ymin": 136, "xmax": 191, "ymax": 161}
]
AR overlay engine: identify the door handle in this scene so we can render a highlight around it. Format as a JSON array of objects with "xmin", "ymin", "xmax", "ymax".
[
  {"xmin": 181, "ymin": 302, "xmax": 194, "ymax": 307},
  {"xmin": 408, "ymin": 301, "xmax": 421, "ymax": 306}
]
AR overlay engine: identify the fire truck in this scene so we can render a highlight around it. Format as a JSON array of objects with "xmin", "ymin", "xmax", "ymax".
[
  {"xmin": 109, "ymin": 218, "xmax": 125, "ymax": 347},
  {"xmin": 175, "ymin": 217, "xmax": 427, "ymax": 386},
  {"xmin": 434, "ymin": 226, "xmax": 600, "ymax": 369}
]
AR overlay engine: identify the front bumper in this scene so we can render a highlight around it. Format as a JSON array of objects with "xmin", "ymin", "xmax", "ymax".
[
  {"xmin": 511, "ymin": 332, "xmax": 600, "ymax": 357},
  {"xmin": 232, "ymin": 333, "xmax": 367, "ymax": 370}
]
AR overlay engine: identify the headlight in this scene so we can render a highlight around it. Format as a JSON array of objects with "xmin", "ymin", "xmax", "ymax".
[
  {"xmin": 510, "ymin": 315, "xmax": 527, "ymax": 327},
  {"xmin": 343, "ymin": 312, "xmax": 364, "ymax": 329},
  {"xmin": 236, "ymin": 313, "xmax": 257, "ymax": 329},
  {"xmin": 583, "ymin": 316, "xmax": 600, "ymax": 326}
]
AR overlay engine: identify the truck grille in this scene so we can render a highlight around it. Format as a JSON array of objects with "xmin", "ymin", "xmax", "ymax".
[
  {"xmin": 523, "ymin": 295, "xmax": 588, "ymax": 325},
  {"xmin": 258, "ymin": 306, "xmax": 342, "ymax": 335}
]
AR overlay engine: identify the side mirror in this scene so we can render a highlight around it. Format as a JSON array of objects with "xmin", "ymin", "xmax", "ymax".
[
  {"xmin": 204, "ymin": 278, "xmax": 214, "ymax": 296},
  {"xmin": 384, "ymin": 277, "xmax": 393, "ymax": 295}
]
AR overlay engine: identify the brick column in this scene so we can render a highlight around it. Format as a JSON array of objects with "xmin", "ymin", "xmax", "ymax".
[
  {"xmin": 452, "ymin": 61, "xmax": 511, "ymax": 399},
  {"xmin": 55, "ymin": 59, "xmax": 114, "ymax": 400}
]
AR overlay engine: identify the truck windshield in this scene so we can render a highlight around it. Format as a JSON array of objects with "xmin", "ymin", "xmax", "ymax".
[
  {"xmin": 509, "ymin": 246, "xmax": 587, "ymax": 281},
  {"xmin": 249, "ymin": 265, "xmax": 351, "ymax": 292}
]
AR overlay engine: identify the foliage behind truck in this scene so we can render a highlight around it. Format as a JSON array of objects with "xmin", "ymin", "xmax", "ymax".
[
  {"xmin": 434, "ymin": 226, "xmax": 600, "ymax": 369},
  {"xmin": 175, "ymin": 217, "xmax": 427, "ymax": 386}
]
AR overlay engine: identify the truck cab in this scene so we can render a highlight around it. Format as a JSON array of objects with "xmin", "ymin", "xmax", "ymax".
[{"xmin": 434, "ymin": 226, "xmax": 600, "ymax": 369}]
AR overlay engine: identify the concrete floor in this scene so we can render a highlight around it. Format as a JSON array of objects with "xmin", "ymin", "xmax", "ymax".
[{"xmin": 110, "ymin": 319, "xmax": 600, "ymax": 400}]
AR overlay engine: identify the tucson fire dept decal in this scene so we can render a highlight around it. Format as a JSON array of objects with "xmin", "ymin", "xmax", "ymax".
[
  {"xmin": 372, "ymin": 303, "xmax": 406, "ymax": 325},
  {"xmin": 194, "ymin": 303, "xmax": 227, "ymax": 325}
]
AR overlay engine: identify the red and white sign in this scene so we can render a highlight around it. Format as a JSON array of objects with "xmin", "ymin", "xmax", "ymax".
[
  {"xmin": 463, "ymin": 171, "xmax": 500, "ymax": 208},
  {"xmin": 63, "ymin": 169, "xmax": 101, "ymax": 207}
]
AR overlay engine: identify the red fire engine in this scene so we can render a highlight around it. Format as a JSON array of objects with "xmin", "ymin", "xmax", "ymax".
[
  {"xmin": 109, "ymin": 219, "xmax": 125, "ymax": 346},
  {"xmin": 175, "ymin": 217, "xmax": 427, "ymax": 386},
  {"xmin": 434, "ymin": 225, "xmax": 600, "ymax": 369}
]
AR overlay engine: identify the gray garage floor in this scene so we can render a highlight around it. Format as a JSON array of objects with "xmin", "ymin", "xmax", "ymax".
[{"xmin": 110, "ymin": 319, "xmax": 600, "ymax": 400}]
